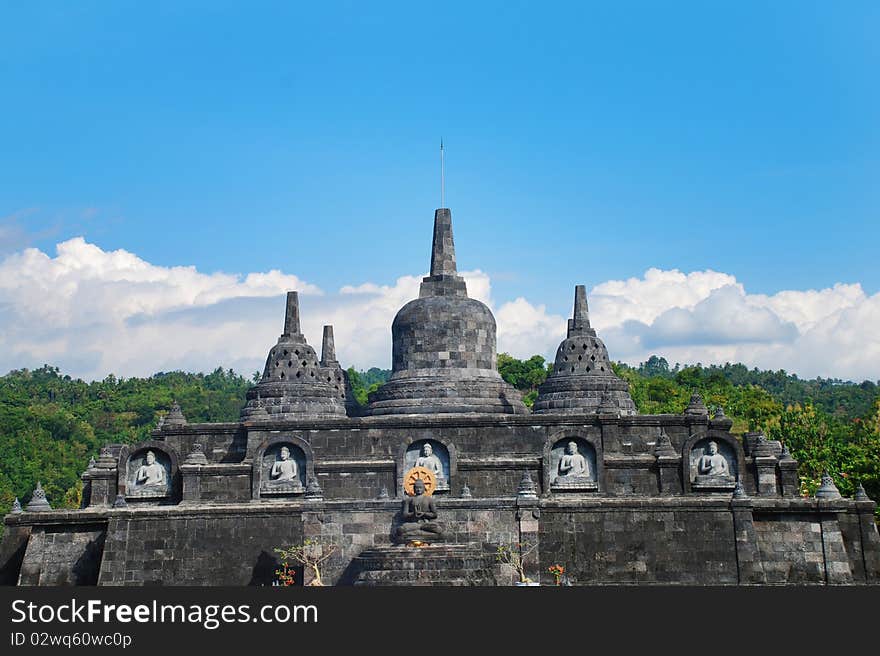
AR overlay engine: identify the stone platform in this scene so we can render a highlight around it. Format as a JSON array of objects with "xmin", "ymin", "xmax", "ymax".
[{"xmin": 351, "ymin": 544, "xmax": 503, "ymax": 586}]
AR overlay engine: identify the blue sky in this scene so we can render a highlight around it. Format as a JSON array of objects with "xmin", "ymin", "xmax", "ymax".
[{"xmin": 1, "ymin": 2, "xmax": 878, "ymax": 380}]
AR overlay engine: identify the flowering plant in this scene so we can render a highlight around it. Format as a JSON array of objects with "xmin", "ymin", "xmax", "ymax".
[
  {"xmin": 548, "ymin": 564, "xmax": 565, "ymax": 586},
  {"xmin": 274, "ymin": 563, "xmax": 296, "ymax": 587},
  {"xmin": 275, "ymin": 538, "xmax": 338, "ymax": 586}
]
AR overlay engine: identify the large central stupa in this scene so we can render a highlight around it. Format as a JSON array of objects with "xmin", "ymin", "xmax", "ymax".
[{"xmin": 367, "ymin": 208, "xmax": 527, "ymax": 415}]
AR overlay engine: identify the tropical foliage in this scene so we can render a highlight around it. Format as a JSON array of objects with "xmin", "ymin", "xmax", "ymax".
[{"xmin": 1, "ymin": 355, "xmax": 878, "ymax": 525}]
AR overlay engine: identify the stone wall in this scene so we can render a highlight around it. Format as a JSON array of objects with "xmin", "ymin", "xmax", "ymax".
[
  {"xmin": 149, "ymin": 415, "xmax": 766, "ymax": 504},
  {"xmin": 98, "ymin": 508, "xmax": 305, "ymax": 585},
  {"xmin": 539, "ymin": 501, "xmax": 739, "ymax": 585},
  {"xmin": 4, "ymin": 496, "xmax": 876, "ymax": 586},
  {"xmin": 3, "ymin": 411, "xmax": 879, "ymax": 586},
  {"xmin": 18, "ymin": 523, "xmax": 106, "ymax": 585}
]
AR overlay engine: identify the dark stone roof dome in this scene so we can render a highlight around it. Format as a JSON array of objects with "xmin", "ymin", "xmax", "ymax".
[
  {"xmin": 391, "ymin": 295, "xmax": 497, "ymax": 375},
  {"xmin": 368, "ymin": 209, "xmax": 527, "ymax": 416}
]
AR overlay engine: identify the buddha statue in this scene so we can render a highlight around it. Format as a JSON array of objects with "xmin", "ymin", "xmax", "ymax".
[
  {"xmin": 697, "ymin": 441, "xmax": 730, "ymax": 477},
  {"xmin": 133, "ymin": 451, "xmax": 166, "ymax": 490},
  {"xmin": 415, "ymin": 443, "xmax": 445, "ymax": 482},
  {"xmin": 558, "ymin": 441, "xmax": 589, "ymax": 478},
  {"xmin": 270, "ymin": 446, "xmax": 299, "ymax": 482},
  {"xmin": 551, "ymin": 440, "xmax": 597, "ymax": 491},
  {"xmin": 264, "ymin": 446, "xmax": 303, "ymax": 492},
  {"xmin": 393, "ymin": 479, "xmax": 445, "ymax": 544},
  {"xmin": 693, "ymin": 441, "xmax": 735, "ymax": 489}
]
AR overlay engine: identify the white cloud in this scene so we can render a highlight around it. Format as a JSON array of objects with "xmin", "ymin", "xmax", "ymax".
[
  {"xmin": 495, "ymin": 298, "xmax": 567, "ymax": 360},
  {"xmin": 589, "ymin": 272, "xmax": 878, "ymax": 381},
  {"xmin": 0, "ymin": 238, "xmax": 877, "ymax": 382},
  {"xmin": 0, "ymin": 238, "xmax": 320, "ymax": 379},
  {"xmin": 590, "ymin": 268, "xmax": 740, "ymax": 326}
]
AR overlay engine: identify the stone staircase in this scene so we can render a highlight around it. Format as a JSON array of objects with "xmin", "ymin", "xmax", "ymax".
[{"xmin": 351, "ymin": 543, "xmax": 503, "ymax": 586}]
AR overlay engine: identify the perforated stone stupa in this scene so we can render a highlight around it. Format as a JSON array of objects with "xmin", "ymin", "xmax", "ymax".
[
  {"xmin": 533, "ymin": 285, "xmax": 637, "ymax": 415},
  {"xmin": 240, "ymin": 291, "xmax": 348, "ymax": 420}
]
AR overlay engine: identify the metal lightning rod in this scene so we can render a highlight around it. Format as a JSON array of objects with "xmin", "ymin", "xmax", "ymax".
[{"xmin": 440, "ymin": 138, "xmax": 445, "ymax": 208}]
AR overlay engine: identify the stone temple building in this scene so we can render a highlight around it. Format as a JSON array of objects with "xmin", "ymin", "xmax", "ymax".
[{"xmin": 2, "ymin": 207, "xmax": 879, "ymax": 586}]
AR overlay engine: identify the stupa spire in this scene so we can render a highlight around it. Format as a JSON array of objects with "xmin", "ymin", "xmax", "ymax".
[
  {"xmin": 429, "ymin": 208, "xmax": 457, "ymax": 276},
  {"xmin": 321, "ymin": 325, "xmax": 337, "ymax": 365},
  {"xmin": 283, "ymin": 291, "xmax": 301, "ymax": 335},
  {"xmin": 567, "ymin": 285, "xmax": 593, "ymax": 337},
  {"xmin": 421, "ymin": 208, "xmax": 467, "ymax": 298}
]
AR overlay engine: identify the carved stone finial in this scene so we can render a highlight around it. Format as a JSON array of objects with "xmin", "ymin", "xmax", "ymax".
[
  {"xmin": 25, "ymin": 481, "xmax": 52, "ymax": 512},
  {"xmin": 815, "ymin": 471, "xmax": 842, "ymax": 500},
  {"xmin": 732, "ymin": 479, "xmax": 747, "ymax": 500},
  {"xmin": 112, "ymin": 495, "xmax": 128, "ymax": 508},
  {"xmin": 165, "ymin": 402, "xmax": 187, "ymax": 426},
  {"xmin": 378, "ymin": 485, "xmax": 389, "ymax": 500},
  {"xmin": 779, "ymin": 444, "xmax": 794, "ymax": 462},
  {"xmin": 96, "ymin": 446, "xmax": 116, "ymax": 469},
  {"xmin": 653, "ymin": 430, "xmax": 677, "ymax": 458},
  {"xmin": 753, "ymin": 434, "xmax": 776, "ymax": 458},
  {"xmin": 460, "ymin": 482, "xmax": 472, "ymax": 498},
  {"xmin": 709, "ymin": 405, "xmax": 733, "ymax": 431},
  {"xmin": 685, "ymin": 392, "xmax": 708, "ymax": 416},
  {"xmin": 517, "ymin": 471, "xmax": 538, "ymax": 499},
  {"xmin": 184, "ymin": 443, "xmax": 208, "ymax": 466},
  {"xmin": 11, "ymin": 498, "xmax": 22, "ymax": 514},
  {"xmin": 854, "ymin": 483, "xmax": 870, "ymax": 502},
  {"xmin": 305, "ymin": 477, "xmax": 323, "ymax": 500},
  {"xmin": 157, "ymin": 414, "xmax": 166, "ymax": 429},
  {"xmin": 88, "ymin": 456, "xmax": 97, "ymax": 469}
]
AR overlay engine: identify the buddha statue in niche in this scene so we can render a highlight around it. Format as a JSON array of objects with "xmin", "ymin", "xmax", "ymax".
[
  {"xmin": 558, "ymin": 441, "xmax": 589, "ymax": 478},
  {"xmin": 415, "ymin": 443, "xmax": 445, "ymax": 481},
  {"xmin": 262, "ymin": 445, "xmax": 304, "ymax": 493},
  {"xmin": 270, "ymin": 446, "xmax": 299, "ymax": 482},
  {"xmin": 133, "ymin": 451, "xmax": 166, "ymax": 490},
  {"xmin": 697, "ymin": 441, "xmax": 730, "ymax": 477},
  {"xmin": 551, "ymin": 440, "xmax": 597, "ymax": 491},
  {"xmin": 693, "ymin": 440, "xmax": 735, "ymax": 489}
]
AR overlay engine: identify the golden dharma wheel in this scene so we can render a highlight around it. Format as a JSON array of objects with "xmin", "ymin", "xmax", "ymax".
[{"xmin": 403, "ymin": 466, "xmax": 437, "ymax": 496}]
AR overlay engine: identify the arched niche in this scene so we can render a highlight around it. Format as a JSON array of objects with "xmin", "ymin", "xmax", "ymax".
[
  {"xmin": 118, "ymin": 441, "xmax": 180, "ymax": 503},
  {"xmin": 397, "ymin": 437, "xmax": 456, "ymax": 495},
  {"xmin": 252, "ymin": 435, "xmax": 314, "ymax": 499},
  {"xmin": 543, "ymin": 430, "xmax": 602, "ymax": 493},
  {"xmin": 682, "ymin": 431, "xmax": 744, "ymax": 493}
]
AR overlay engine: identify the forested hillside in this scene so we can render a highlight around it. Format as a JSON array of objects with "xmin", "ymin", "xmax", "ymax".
[
  {"xmin": 1, "ymin": 356, "xmax": 878, "ymax": 523},
  {"xmin": 0, "ymin": 366, "xmax": 251, "ymax": 515}
]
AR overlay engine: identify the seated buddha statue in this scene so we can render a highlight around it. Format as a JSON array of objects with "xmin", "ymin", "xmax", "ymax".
[
  {"xmin": 393, "ymin": 479, "xmax": 445, "ymax": 545},
  {"xmin": 693, "ymin": 441, "xmax": 735, "ymax": 488},
  {"xmin": 134, "ymin": 451, "xmax": 166, "ymax": 490},
  {"xmin": 265, "ymin": 446, "xmax": 303, "ymax": 490}
]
